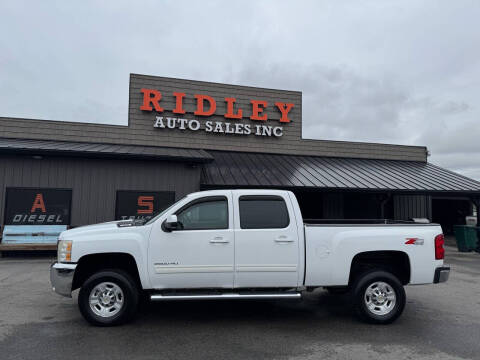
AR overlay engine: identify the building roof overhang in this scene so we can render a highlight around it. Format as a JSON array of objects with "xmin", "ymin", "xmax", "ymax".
[
  {"xmin": 201, "ymin": 150, "xmax": 480, "ymax": 195},
  {"xmin": 0, "ymin": 137, "xmax": 213, "ymax": 163}
]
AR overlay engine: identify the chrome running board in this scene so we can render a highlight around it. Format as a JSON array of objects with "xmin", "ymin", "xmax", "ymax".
[{"xmin": 150, "ymin": 292, "xmax": 301, "ymax": 301}]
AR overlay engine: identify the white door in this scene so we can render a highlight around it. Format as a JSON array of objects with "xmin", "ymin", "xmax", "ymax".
[
  {"xmin": 148, "ymin": 194, "xmax": 234, "ymax": 289},
  {"xmin": 233, "ymin": 191, "xmax": 300, "ymax": 288}
]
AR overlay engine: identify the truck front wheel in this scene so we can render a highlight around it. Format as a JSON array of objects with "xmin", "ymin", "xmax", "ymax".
[
  {"xmin": 352, "ymin": 270, "xmax": 406, "ymax": 324},
  {"xmin": 78, "ymin": 269, "xmax": 139, "ymax": 326}
]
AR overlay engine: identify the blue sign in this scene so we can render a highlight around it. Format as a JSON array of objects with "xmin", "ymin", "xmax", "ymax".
[{"xmin": 2, "ymin": 225, "xmax": 67, "ymax": 244}]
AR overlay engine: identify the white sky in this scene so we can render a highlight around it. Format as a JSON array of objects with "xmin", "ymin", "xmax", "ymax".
[{"xmin": 1, "ymin": 1, "xmax": 480, "ymax": 179}]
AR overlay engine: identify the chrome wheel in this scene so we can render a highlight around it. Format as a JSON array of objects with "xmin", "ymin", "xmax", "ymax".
[
  {"xmin": 89, "ymin": 282, "xmax": 124, "ymax": 318},
  {"xmin": 364, "ymin": 281, "xmax": 396, "ymax": 316}
]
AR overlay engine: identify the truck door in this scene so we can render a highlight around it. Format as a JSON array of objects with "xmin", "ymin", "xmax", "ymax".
[
  {"xmin": 148, "ymin": 194, "xmax": 234, "ymax": 289},
  {"xmin": 233, "ymin": 192, "xmax": 300, "ymax": 288}
]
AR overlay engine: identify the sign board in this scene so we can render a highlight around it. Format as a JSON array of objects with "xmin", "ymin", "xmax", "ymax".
[
  {"xmin": 127, "ymin": 75, "xmax": 304, "ymax": 157},
  {"xmin": 139, "ymin": 88, "xmax": 296, "ymax": 138},
  {"xmin": 115, "ymin": 191, "xmax": 175, "ymax": 222},
  {"xmin": 4, "ymin": 188, "xmax": 72, "ymax": 225}
]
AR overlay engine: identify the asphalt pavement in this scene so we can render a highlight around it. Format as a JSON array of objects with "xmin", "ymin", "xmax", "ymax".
[{"xmin": 0, "ymin": 245, "xmax": 479, "ymax": 360}]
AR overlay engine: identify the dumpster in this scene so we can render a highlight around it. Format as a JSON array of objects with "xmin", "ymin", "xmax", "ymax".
[{"xmin": 453, "ymin": 225, "xmax": 478, "ymax": 252}]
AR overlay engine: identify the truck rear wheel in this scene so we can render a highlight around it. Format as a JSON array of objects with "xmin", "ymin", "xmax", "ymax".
[
  {"xmin": 352, "ymin": 270, "xmax": 406, "ymax": 324},
  {"xmin": 78, "ymin": 269, "xmax": 139, "ymax": 326}
]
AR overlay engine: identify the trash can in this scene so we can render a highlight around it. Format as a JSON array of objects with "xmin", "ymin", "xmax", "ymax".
[
  {"xmin": 453, "ymin": 225, "xmax": 478, "ymax": 252},
  {"xmin": 475, "ymin": 227, "xmax": 480, "ymax": 253}
]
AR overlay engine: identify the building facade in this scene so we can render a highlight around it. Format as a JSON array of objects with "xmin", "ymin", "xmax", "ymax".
[{"xmin": 1, "ymin": 74, "xmax": 479, "ymax": 246}]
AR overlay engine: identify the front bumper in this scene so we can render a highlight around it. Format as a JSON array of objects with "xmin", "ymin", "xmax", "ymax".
[
  {"xmin": 434, "ymin": 266, "xmax": 450, "ymax": 283},
  {"xmin": 50, "ymin": 262, "xmax": 77, "ymax": 297}
]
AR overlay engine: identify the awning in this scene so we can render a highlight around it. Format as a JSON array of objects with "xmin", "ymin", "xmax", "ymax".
[
  {"xmin": 201, "ymin": 151, "xmax": 480, "ymax": 194},
  {"xmin": 0, "ymin": 137, "xmax": 213, "ymax": 163}
]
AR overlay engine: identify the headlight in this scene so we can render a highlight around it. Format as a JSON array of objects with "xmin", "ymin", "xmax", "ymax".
[{"xmin": 58, "ymin": 240, "xmax": 72, "ymax": 262}]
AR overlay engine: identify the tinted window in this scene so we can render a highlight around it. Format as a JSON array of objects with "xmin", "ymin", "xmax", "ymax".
[
  {"xmin": 239, "ymin": 196, "xmax": 289, "ymax": 229},
  {"xmin": 176, "ymin": 198, "xmax": 228, "ymax": 230}
]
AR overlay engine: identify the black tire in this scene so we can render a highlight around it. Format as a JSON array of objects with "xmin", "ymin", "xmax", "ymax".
[
  {"xmin": 78, "ymin": 269, "xmax": 139, "ymax": 326},
  {"xmin": 352, "ymin": 270, "xmax": 406, "ymax": 324}
]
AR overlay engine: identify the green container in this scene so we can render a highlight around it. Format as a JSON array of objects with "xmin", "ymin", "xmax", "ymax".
[{"xmin": 453, "ymin": 225, "xmax": 478, "ymax": 252}]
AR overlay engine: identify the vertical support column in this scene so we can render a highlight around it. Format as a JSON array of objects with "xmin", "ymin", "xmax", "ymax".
[
  {"xmin": 470, "ymin": 197, "xmax": 480, "ymax": 252},
  {"xmin": 471, "ymin": 197, "xmax": 480, "ymax": 226},
  {"xmin": 379, "ymin": 193, "xmax": 391, "ymax": 220}
]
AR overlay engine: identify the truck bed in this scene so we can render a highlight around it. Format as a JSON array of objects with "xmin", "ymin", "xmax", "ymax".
[{"xmin": 303, "ymin": 221, "xmax": 443, "ymax": 287}]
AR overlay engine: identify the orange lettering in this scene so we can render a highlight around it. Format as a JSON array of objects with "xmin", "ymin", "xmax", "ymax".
[
  {"xmin": 274, "ymin": 102, "xmax": 294, "ymax": 123},
  {"xmin": 224, "ymin": 97, "xmax": 243, "ymax": 119},
  {"xmin": 31, "ymin": 193, "xmax": 46, "ymax": 213},
  {"xmin": 250, "ymin": 100, "xmax": 268, "ymax": 121},
  {"xmin": 137, "ymin": 196, "xmax": 154, "ymax": 214},
  {"xmin": 194, "ymin": 94, "xmax": 216, "ymax": 116},
  {"xmin": 173, "ymin": 92, "xmax": 186, "ymax": 114},
  {"xmin": 140, "ymin": 89, "xmax": 164, "ymax": 112}
]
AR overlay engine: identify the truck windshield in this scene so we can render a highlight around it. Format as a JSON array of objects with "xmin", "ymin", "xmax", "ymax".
[{"xmin": 144, "ymin": 197, "xmax": 185, "ymax": 225}]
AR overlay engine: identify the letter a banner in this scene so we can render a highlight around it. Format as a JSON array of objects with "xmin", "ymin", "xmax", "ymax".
[{"xmin": 4, "ymin": 188, "xmax": 72, "ymax": 225}]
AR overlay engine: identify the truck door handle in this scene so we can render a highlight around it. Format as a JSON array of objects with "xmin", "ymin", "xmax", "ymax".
[
  {"xmin": 274, "ymin": 236, "xmax": 294, "ymax": 243},
  {"xmin": 210, "ymin": 237, "xmax": 229, "ymax": 244}
]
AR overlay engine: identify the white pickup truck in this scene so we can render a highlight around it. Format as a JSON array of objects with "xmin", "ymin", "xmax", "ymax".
[{"xmin": 50, "ymin": 189, "xmax": 449, "ymax": 326}]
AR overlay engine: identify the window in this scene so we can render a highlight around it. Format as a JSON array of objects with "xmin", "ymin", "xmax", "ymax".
[
  {"xmin": 176, "ymin": 197, "xmax": 228, "ymax": 230},
  {"xmin": 239, "ymin": 196, "xmax": 289, "ymax": 229}
]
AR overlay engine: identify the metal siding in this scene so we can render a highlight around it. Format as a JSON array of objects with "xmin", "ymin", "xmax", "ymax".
[
  {"xmin": 393, "ymin": 195, "xmax": 432, "ymax": 221},
  {"xmin": 0, "ymin": 155, "xmax": 200, "ymax": 227},
  {"xmin": 394, "ymin": 196, "xmax": 403, "ymax": 220},
  {"xmin": 426, "ymin": 195, "xmax": 432, "ymax": 220},
  {"xmin": 202, "ymin": 151, "xmax": 480, "ymax": 193},
  {"xmin": 323, "ymin": 193, "xmax": 344, "ymax": 219}
]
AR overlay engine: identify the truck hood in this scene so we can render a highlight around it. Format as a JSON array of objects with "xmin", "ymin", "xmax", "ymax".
[{"xmin": 60, "ymin": 220, "xmax": 141, "ymax": 239}]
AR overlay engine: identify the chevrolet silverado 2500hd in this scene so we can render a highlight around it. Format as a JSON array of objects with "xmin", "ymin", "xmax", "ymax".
[{"xmin": 50, "ymin": 189, "xmax": 449, "ymax": 326}]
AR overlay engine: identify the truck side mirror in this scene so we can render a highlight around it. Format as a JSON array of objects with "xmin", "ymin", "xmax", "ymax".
[{"xmin": 162, "ymin": 214, "xmax": 179, "ymax": 232}]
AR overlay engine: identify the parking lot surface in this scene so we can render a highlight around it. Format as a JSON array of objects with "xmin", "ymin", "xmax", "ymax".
[{"xmin": 0, "ymin": 246, "xmax": 479, "ymax": 360}]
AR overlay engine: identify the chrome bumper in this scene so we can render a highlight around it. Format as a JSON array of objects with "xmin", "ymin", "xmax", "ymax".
[
  {"xmin": 50, "ymin": 262, "xmax": 77, "ymax": 297},
  {"xmin": 434, "ymin": 266, "xmax": 450, "ymax": 283}
]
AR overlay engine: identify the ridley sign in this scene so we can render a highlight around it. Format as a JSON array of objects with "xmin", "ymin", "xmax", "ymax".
[{"xmin": 140, "ymin": 89, "xmax": 295, "ymax": 137}]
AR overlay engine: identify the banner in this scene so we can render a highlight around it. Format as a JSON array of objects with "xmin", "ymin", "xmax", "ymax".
[
  {"xmin": 115, "ymin": 191, "xmax": 175, "ymax": 222},
  {"xmin": 5, "ymin": 188, "xmax": 72, "ymax": 225}
]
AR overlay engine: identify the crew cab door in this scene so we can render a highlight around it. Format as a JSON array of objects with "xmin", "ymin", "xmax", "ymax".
[
  {"xmin": 148, "ymin": 193, "xmax": 234, "ymax": 289},
  {"xmin": 233, "ymin": 191, "xmax": 300, "ymax": 288}
]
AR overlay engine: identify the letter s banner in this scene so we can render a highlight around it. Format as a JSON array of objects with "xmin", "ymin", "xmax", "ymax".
[
  {"xmin": 137, "ymin": 196, "xmax": 154, "ymax": 214},
  {"xmin": 115, "ymin": 191, "xmax": 175, "ymax": 221}
]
